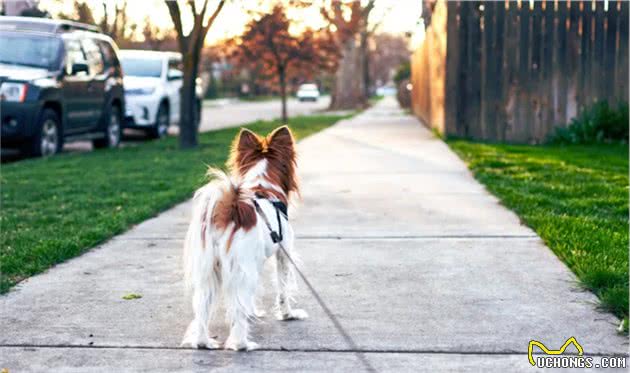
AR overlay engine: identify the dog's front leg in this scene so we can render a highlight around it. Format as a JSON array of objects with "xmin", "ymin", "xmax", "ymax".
[{"xmin": 275, "ymin": 240, "xmax": 308, "ymax": 321}]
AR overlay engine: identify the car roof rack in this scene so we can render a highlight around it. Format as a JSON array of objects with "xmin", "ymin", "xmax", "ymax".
[
  {"xmin": 55, "ymin": 20, "xmax": 100, "ymax": 33},
  {"xmin": 0, "ymin": 16, "xmax": 100, "ymax": 34}
]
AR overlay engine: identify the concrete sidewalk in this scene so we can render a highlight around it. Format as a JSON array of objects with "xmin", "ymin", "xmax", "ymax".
[{"xmin": 1, "ymin": 97, "xmax": 626, "ymax": 372}]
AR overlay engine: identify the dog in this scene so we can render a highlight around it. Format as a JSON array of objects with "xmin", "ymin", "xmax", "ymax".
[{"xmin": 181, "ymin": 126, "xmax": 307, "ymax": 351}]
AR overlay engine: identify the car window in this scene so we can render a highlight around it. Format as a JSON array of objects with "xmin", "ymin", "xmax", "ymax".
[
  {"xmin": 97, "ymin": 40, "xmax": 118, "ymax": 70},
  {"xmin": 120, "ymin": 57, "xmax": 163, "ymax": 77},
  {"xmin": 168, "ymin": 58, "xmax": 183, "ymax": 72},
  {"xmin": 167, "ymin": 59, "xmax": 184, "ymax": 80},
  {"xmin": 63, "ymin": 38, "xmax": 86, "ymax": 75},
  {"xmin": 0, "ymin": 32, "xmax": 62, "ymax": 70},
  {"xmin": 81, "ymin": 38, "xmax": 104, "ymax": 75}
]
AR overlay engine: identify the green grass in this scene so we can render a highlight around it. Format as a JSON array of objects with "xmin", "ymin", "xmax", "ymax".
[
  {"xmin": 448, "ymin": 141, "xmax": 629, "ymax": 326},
  {"xmin": 0, "ymin": 113, "xmax": 351, "ymax": 293}
]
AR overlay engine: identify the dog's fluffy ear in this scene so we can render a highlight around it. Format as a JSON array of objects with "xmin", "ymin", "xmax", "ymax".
[
  {"xmin": 268, "ymin": 126, "xmax": 294, "ymax": 149},
  {"xmin": 229, "ymin": 128, "xmax": 261, "ymax": 172},
  {"xmin": 236, "ymin": 128, "xmax": 260, "ymax": 151}
]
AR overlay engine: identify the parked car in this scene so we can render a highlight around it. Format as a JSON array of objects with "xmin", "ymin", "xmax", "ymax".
[
  {"xmin": 296, "ymin": 83, "xmax": 320, "ymax": 102},
  {"xmin": 0, "ymin": 17, "xmax": 124, "ymax": 157},
  {"xmin": 119, "ymin": 50, "xmax": 202, "ymax": 139}
]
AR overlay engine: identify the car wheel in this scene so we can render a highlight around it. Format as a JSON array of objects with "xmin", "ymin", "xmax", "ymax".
[
  {"xmin": 23, "ymin": 108, "xmax": 62, "ymax": 157},
  {"xmin": 93, "ymin": 105, "xmax": 121, "ymax": 149},
  {"xmin": 148, "ymin": 103, "xmax": 169, "ymax": 139}
]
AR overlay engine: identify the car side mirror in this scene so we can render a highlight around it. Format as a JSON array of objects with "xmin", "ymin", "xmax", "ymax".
[
  {"xmin": 71, "ymin": 62, "xmax": 89, "ymax": 76},
  {"xmin": 167, "ymin": 69, "xmax": 183, "ymax": 81}
]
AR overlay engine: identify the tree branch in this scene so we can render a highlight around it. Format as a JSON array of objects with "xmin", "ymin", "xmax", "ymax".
[
  {"xmin": 201, "ymin": 0, "xmax": 226, "ymax": 40},
  {"xmin": 165, "ymin": 0, "xmax": 187, "ymax": 52}
]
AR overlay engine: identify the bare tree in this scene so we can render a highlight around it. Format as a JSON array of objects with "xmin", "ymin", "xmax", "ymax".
[
  {"xmin": 166, "ymin": 0, "xmax": 226, "ymax": 149},
  {"xmin": 56, "ymin": 1, "xmax": 136, "ymax": 45},
  {"xmin": 100, "ymin": 1, "xmax": 134, "ymax": 42},
  {"xmin": 321, "ymin": 0, "xmax": 375, "ymax": 110}
]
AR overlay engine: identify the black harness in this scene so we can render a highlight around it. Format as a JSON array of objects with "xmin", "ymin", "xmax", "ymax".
[{"xmin": 252, "ymin": 196, "xmax": 287, "ymax": 244}]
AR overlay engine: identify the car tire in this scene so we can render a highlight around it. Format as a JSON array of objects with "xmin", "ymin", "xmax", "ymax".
[
  {"xmin": 23, "ymin": 108, "xmax": 63, "ymax": 158},
  {"xmin": 148, "ymin": 103, "xmax": 169, "ymax": 139},
  {"xmin": 93, "ymin": 105, "xmax": 122, "ymax": 149}
]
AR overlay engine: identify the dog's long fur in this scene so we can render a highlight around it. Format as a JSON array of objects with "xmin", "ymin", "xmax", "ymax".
[{"xmin": 181, "ymin": 126, "xmax": 307, "ymax": 351}]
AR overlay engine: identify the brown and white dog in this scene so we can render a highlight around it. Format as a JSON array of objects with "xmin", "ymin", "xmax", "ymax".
[{"xmin": 181, "ymin": 126, "xmax": 307, "ymax": 351}]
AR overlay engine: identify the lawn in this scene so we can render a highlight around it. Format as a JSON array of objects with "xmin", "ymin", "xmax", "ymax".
[
  {"xmin": 448, "ymin": 141, "xmax": 629, "ymax": 327},
  {"xmin": 0, "ymin": 113, "xmax": 350, "ymax": 293}
]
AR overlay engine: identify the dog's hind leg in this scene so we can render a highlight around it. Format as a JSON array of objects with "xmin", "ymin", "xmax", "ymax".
[
  {"xmin": 181, "ymin": 256, "xmax": 221, "ymax": 349},
  {"xmin": 223, "ymin": 250, "xmax": 261, "ymax": 351},
  {"xmin": 275, "ymin": 233, "xmax": 308, "ymax": 321},
  {"xmin": 181, "ymin": 286, "xmax": 220, "ymax": 349}
]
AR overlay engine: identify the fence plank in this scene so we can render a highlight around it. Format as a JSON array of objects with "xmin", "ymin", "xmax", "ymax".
[
  {"xmin": 553, "ymin": 0, "xmax": 569, "ymax": 128},
  {"xmin": 565, "ymin": 0, "xmax": 581, "ymax": 120},
  {"xmin": 539, "ymin": 0, "xmax": 555, "ymax": 141},
  {"xmin": 444, "ymin": 1, "xmax": 461, "ymax": 135},
  {"xmin": 501, "ymin": 0, "xmax": 519, "ymax": 141},
  {"xmin": 511, "ymin": 0, "xmax": 533, "ymax": 142},
  {"xmin": 617, "ymin": 1, "xmax": 629, "ymax": 102},
  {"xmin": 592, "ymin": 1, "xmax": 605, "ymax": 103},
  {"xmin": 481, "ymin": 2, "xmax": 496, "ymax": 140},
  {"xmin": 464, "ymin": 1, "xmax": 483, "ymax": 139}
]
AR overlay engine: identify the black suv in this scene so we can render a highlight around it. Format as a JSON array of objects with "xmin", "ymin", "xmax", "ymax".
[{"xmin": 0, "ymin": 17, "xmax": 124, "ymax": 157}]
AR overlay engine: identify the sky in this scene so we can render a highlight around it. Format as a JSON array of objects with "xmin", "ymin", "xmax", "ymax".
[{"xmin": 37, "ymin": 0, "xmax": 423, "ymax": 46}]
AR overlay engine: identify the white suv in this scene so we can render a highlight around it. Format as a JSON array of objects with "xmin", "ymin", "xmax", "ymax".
[{"xmin": 119, "ymin": 50, "xmax": 201, "ymax": 138}]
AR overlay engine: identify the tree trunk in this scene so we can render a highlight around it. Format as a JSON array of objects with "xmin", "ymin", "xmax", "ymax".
[
  {"xmin": 360, "ymin": 27, "xmax": 370, "ymax": 98},
  {"xmin": 180, "ymin": 51, "xmax": 200, "ymax": 149},
  {"xmin": 330, "ymin": 38, "xmax": 367, "ymax": 110},
  {"xmin": 278, "ymin": 66, "xmax": 288, "ymax": 123}
]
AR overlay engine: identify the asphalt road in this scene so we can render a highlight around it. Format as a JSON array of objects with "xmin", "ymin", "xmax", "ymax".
[{"xmin": 195, "ymin": 96, "xmax": 331, "ymax": 133}]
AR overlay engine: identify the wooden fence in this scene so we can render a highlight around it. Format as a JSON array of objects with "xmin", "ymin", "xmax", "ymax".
[{"xmin": 411, "ymin": 0, "xmax": 629, "ymax": 143}]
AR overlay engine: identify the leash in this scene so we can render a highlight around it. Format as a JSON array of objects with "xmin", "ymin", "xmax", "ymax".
[{"xmin": 252, "ymin": 199, "xmax": 377, "ymax": 373}]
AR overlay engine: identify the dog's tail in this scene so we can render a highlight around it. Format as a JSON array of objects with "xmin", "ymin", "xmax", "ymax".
[
  {"xmin": 183, "ymin": 168, "xmax": 232, "ymax": 291},
  {"xmin": 183, "ymin": 168, "xmax": 256, "ymax": 293}
]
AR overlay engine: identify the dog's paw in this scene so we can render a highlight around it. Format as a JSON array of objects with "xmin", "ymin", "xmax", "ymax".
[
  {"xmin": 277, "ymin": 308, "xmax": 308, "ymax": 321},
  {"xmin": 224, "ymin": 338, "xmax": 259, "ymax": 351},
  {"xmin": 180, "ymin": 336, "xmax": 221, "ymax": 349}
]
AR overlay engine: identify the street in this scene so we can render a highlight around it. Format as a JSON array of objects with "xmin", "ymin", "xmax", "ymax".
[
  {"xmin": 195, "ymin": 96, "xmax": 331, "ymax": 133},
  {"xmin": 0, "ymin": 97, "xmax": 330, "ymax": 161}
]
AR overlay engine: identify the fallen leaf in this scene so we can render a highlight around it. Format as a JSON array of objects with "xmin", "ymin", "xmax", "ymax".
[{"xmin": 122, "ymin": 293, "xmax": 142, "ymax": 300}]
